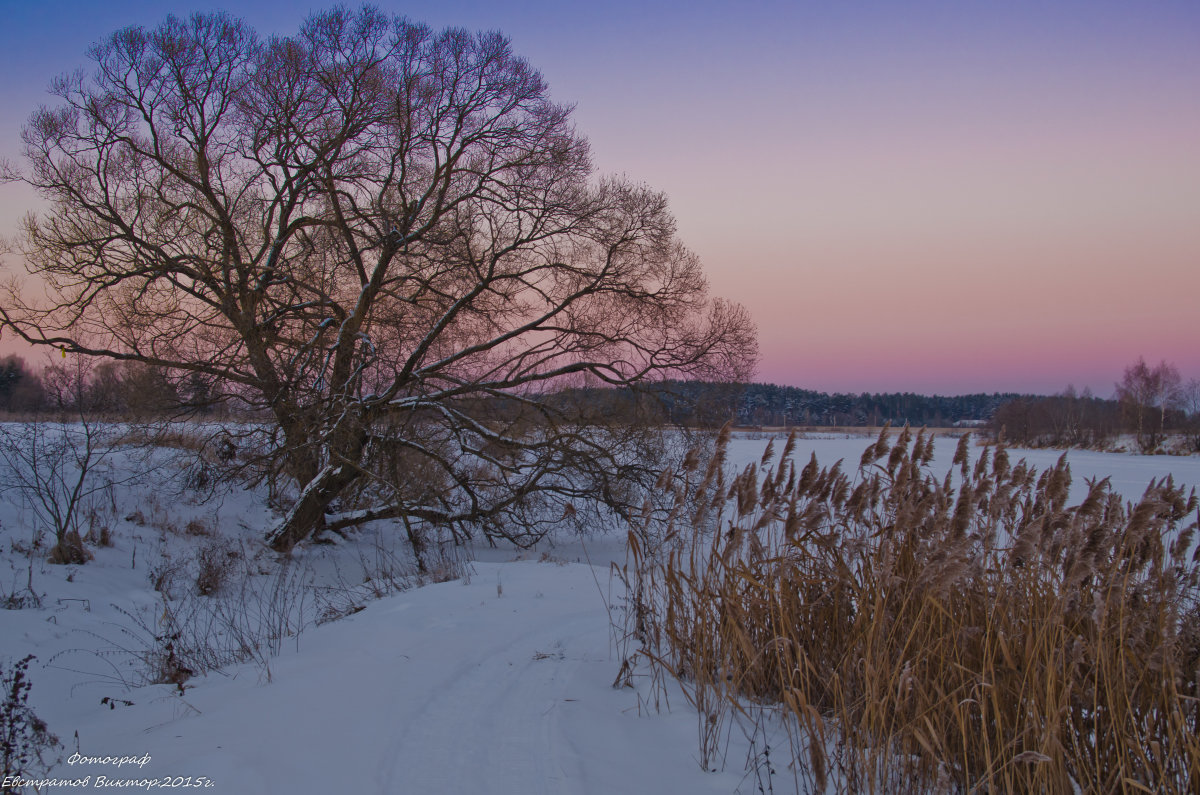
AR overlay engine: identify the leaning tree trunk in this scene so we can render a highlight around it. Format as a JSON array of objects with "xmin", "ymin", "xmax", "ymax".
[
  {"xmin": 260, "ymin": 362, "xmax": 374, "ymax": 548},
  {"xmin": 265, "ymin": 417, "xmax": 368, "ymax": 552},
  {"xmin": 265, "ymin": 462, "xmax": 363, "ymax": 551}
]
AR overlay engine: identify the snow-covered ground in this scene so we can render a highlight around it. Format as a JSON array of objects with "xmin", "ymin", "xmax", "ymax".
[
  {"xmin": 2, "ymin": 426, "xmax": 1197, "ymax": 794},
  {"xmin": 7, "ymin": 560, "xmax": 743, "ymax": 794}
]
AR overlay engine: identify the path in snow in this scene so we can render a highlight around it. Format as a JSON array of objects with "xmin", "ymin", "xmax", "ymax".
[{"xmin": 50, "ymin": 561, "xmax": 742, "ymax": 794}]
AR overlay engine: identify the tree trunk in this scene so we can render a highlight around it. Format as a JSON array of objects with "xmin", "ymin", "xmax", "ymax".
[{"xmin": 266, "ymin": 463, "xmax": 361, "ymax": 552}]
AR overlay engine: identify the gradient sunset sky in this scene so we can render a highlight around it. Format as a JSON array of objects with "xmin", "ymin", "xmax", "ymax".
[{"xmin": 1, "ymin": 0, "xmax": 1197, "ymax": 396}]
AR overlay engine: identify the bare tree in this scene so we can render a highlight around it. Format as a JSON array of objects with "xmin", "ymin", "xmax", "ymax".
[
  {"xmin": 1, "ymin": 8, "xmax": 756, "ymax": 553},
  {"xmin": 1181, "ymin": 378, "xmax": 1200, "ymax": 453},
  {"xmin": 1116, "ymin": 357, "xmax": 1182, "ymax": 452}
]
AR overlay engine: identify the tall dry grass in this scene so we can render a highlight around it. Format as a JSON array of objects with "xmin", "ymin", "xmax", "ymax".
[{"xmin": 618, "ymin": 425, "xmax": 1200, "ymax": 793}]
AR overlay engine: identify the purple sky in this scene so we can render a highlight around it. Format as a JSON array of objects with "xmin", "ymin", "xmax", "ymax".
[{"xmin": 2, "ymin": 0, "xmax": 1197, "ymax": 396}]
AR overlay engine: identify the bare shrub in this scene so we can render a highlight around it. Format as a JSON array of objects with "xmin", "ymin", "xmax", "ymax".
[
  {"xmin": 184, "ymin": 519, "xmax": 211, "ymax": 538},
  {"xmin": 46, "ymin": 530, "xmax": 92, "ymax": 566},
  {"xmin": 623, "ymin": 425, "xmax": 1200, "ymax": 793},
  {"xmin": 148, "ymin": 556, "xmax": 311, "ymax": 681},
  {"xmin": 0, "ymin": 418, "xmax": 114, "ymax": 565},
  {"xmin": 148, "ymin": 552, "xmax": 187, "ymax": 596},
  {"xmin": 59, "ymin": 551, "xmax": 313, "ymax": 691},
  {"xmin": 83, "ymin": 523, "xmax": 113, "ymax": 548},
  {"xmin": 0, "ymin": 586, "xmax": 41, "ymax": 612},
  {"xmin": 1, "ymin": 655, "xmax": 61, "ymax": 788},
  {"xmin": 2, "ymin": 522, "xmax": 45, "ymax": 610},
  {"xmin": 193, "ymin": 541, "xmax": 239, "ymax": 597}
]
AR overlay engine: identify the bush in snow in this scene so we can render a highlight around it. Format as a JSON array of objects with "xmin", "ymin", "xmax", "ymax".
[
  {"xmin": 0, "ymin": 417, "xmax": 114, "ymax": 566},
  {"xmin": 0, "ymin": 655, "xmax": 60, "ymax": 788}
]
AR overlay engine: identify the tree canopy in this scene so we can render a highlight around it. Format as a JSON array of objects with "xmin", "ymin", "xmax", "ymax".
[{"xmin": 1, "ymin": 7, "xmax": 756, "ymax": 553}]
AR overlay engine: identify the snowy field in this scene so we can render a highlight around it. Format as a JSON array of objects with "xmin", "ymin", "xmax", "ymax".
[{"xmin": 2, "ymin": 426, "xmax": 1198, "ymax": 794}]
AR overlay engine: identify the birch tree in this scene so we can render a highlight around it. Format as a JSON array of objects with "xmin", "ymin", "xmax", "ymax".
[{"xmin": 1116, "ymin": 357, "xmax": 1182, "ymax": 452}]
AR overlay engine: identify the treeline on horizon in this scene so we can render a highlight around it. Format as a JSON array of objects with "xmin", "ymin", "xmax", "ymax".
[
  {"xmin": 518, "ymin": 381, "xmax": 1029, "ymax": 430},
  {"xmin": 0, "ymin": 355, "xmax": 1020, "ymax": 424},
  {"xmin": 3, "ymin": 355, "xmax": 1198, "ymax": 453},
  {"xmin": 621, "ymin": 379, "xmax": 1200, "ymax": 453}
]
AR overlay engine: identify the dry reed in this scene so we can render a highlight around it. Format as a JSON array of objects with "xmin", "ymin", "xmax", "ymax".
[{"xmin": 618, "ymin": 425, "xmax": 1200, "ymax": 793}]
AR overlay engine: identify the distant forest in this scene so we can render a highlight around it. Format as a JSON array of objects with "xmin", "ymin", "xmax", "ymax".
[
  {"xmin": 547, "ymin": 381, "xmax": 1026, "ymax": 429},
  {"xmin": 729, "ymin": 383, "xmax": 1021, "ymax": 427}
]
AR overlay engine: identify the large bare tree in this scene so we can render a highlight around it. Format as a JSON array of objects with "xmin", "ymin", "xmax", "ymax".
[{"xmin": 1, "ymin": 8, "xmax": 756, "ymax": 553}]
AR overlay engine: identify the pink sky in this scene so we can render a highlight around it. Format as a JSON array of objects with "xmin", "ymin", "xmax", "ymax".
[{"xmin": 1, "ymin": 1, "xmax": 1197, "ymax": 396}]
